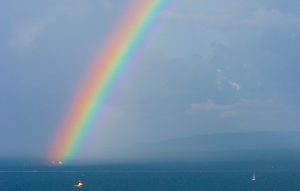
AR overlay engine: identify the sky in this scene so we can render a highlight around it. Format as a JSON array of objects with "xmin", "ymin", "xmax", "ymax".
[{"xmin": 0, "ymin": 0, "xmax": 299, "ymax": 163}]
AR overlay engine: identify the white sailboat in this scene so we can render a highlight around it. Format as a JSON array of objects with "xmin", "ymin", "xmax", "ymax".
[{"xmin": 252, "ymin": 173, "xmax": 256, "ymax": 181}]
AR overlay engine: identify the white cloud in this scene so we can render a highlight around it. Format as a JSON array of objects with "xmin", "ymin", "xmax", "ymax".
[
  {"xmin": 221, "ymin": 110, "xmax": 235, "ymax": 118},
  {"xmin": 215, "ymin": 69, "xmax": 240, "ymax": 91},
  {"xmin": 191, "ymin": 99, "xmax": 251, "ymax": 118},
  {"xmin": 191, "ymin": 99, "xmax": 215, "ymax": 110},
  {"xmin": 228, "ymin": 81, "xmax": 241, "ymax": 91},
  {"xmin": 216, "ymin": 68, "xmax": 223, "ymax": 85}
]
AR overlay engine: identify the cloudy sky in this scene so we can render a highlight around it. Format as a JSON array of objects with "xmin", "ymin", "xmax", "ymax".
[{"xmin": 0, "ymin": 0, "xmax": 299, "ymax": 162}]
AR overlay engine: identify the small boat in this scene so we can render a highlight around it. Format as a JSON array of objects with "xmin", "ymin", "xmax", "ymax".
[
  {"xmin": 51, "ymin": 160, "xmax": 63, "ymax": 166},
  {"xmin": 74, "ymin": 180, "xmax": 85, "ymax": 188},
  {"xmin": 252, "ymin": 173, "xmax": 256, "ymax": 181}
]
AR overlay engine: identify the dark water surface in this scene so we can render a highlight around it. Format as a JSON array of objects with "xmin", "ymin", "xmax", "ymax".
[{"xmin": 0, "ymin": 163, "xmax": 299, "ymax": 191}]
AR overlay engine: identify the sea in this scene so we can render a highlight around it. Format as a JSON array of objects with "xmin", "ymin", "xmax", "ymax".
[{"xmin": 0, "ymin": 162, "xmax": 299, "ymax": 191}]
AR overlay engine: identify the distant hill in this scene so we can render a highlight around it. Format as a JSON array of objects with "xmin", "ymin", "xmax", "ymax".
[{"xmin": 136, "ymin": 131, "xmax": 300, "ymax": 162}]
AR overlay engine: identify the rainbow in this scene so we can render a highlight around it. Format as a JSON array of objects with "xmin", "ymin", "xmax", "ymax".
[{"xmin": 49, "ymin": 0, "xmax": 169, "ymax": 162}]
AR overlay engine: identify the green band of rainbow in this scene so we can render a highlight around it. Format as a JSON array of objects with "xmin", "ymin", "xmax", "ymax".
[{"xmin": 49, "ymin": 0, "xmax": 169, "ymax": 162}]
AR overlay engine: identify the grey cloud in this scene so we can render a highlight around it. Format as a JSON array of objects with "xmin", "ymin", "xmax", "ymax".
[
  {"xmin": 8, "ymin": 1, "xmax": 91, "ymax": 50},
  {"xmin": 1, "ymin": 0, "xmax": 299, "ymax": 162},
  {"xmin": 166, "ymin": 1, "xmax": 300, "ymax": 29},
  {"xmin": 9, "ymin": 20, "xmax": 50, "ymax": 49}
]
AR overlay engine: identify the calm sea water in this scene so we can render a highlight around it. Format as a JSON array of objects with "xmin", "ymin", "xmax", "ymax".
[{"xmin": 0, "ymin": 163, "xmax": 299, "ymax": 191}]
